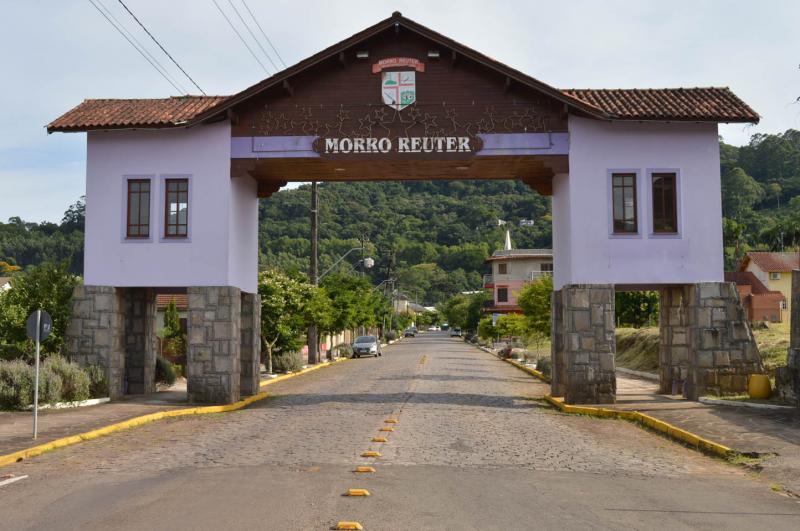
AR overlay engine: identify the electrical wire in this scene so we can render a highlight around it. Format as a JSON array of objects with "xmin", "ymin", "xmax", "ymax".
[
  {"xmin": 87, "ymin": 0, "xmax": 187, "ymax": 94},
  {"xmin": 211, "ymin": 0, "xmax": 270, "ymax": 74},
  {"xmin": 241, "ymin": 0, "xmax": 287, "ymax": 69},
  {"xmin": 116, "ymin": 0, "xmax": 206, "ymax": 95},
  {"xmin": 227, "ymin": 0, "xmax": 278, "ymax": 72}
]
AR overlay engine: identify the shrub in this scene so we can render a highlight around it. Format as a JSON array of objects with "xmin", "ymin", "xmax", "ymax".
[
  {"xmin": 172, "ymin": 363, "xmax": 185, "ymax": 378},
  {"xmin": 384, "ymin": 331, "xmax": 397, "ymax": 342},
  {"xmin": 272, "ymin": 351, "xmax": 303, "ymax": 372},
  {"xmin": 44, "ymin": 356, "xmax": 90, "ymax": 403},
  {"xmin": 331, "ymin": 343, "xmax": 353, "ymax": 359},
  {"xmin": 84, "ymin": 365, "xmax": 108, "ymax": 398},
  {"xmin": 0, "ymin": 360, "xmax": 62, "ymax": 409},
  {"xmin": 536, "ymin": 356, "xmax": 553, "ymax": 378},
  {"xmin": 155, "ymin": 356, "xmax": 177, "ymax": 386}
]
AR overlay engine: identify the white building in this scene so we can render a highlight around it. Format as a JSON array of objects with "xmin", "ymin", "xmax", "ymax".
[{"xmin": 48, "ymin": 12, "xmax": 762, "ymax": 405}]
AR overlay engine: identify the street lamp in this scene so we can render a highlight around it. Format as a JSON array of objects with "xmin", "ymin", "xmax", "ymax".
[{"xmin": 318, "ymin": 247, "xmax": 374, "ymax": 281}]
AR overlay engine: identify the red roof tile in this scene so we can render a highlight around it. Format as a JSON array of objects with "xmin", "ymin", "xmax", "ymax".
[
  {"xmin": 724, "ymin": 271, "xmax": 784, "ymax": 296},
  {"xmin": 156, "ymin": 294, "xmax": 188, "ymax": 311},
  {"xmin": 740, "ymin": 252, "xmax": 800, "ymax": 273},
  {"xmin": 47, "ymin": 96, "xmax": 228, "ymax": 132},
  {"xmin": 562, "ymin": 87, "xmax": 759, "ymax": 123}
]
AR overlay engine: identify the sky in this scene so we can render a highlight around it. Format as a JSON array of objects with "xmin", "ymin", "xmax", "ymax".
[{"xmin": 1, "ymin": 0, "xmax": 798, "ymax": 222}]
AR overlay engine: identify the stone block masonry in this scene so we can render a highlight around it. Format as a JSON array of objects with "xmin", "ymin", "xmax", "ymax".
[
  {"xmin": 660, "ymin": 282, "xmax": 764, "ymax": 400},
  {"xmin": 551, "ymin": 284, "xmax": 616, "ymax": 404},
  {"xmin": 240, "ymin": 292, "xmax": 261, "ymax": 396},
  {"xmin": 124, "ymin": 288, "xmax": 157, "ymax": 395},
  {"xmin": 187, "ymin": 286, "xmax": 242, "ymax": 404},
  {"xmin": 65, "ymin": 286, "xmax": 126, "ymax": 400},
  {"xmin": 776, "ymin": 271, "xmax": 800, "ymax": 406}
]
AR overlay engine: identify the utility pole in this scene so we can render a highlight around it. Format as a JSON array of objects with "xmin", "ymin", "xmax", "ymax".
[{"xmin": 308, "ymin": 181, "xmax": 319, "ymax": 365}]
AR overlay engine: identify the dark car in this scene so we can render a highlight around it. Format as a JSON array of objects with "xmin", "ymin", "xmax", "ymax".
[
  {"xmin": 450, "ymin": 327, "xmax": 462, "ymax": 337},
  {"xmin": 404, "ymin": 328, "xmax": 416, "ymax": 337},
  {"xmin": 352, "ymin": 335, "xmax": 382, "ymax": 358}
]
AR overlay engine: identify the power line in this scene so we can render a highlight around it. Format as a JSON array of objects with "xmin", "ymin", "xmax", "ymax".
[
  {"xmin": 227, "ymin": 0, "xmax": 278, "ymax": 72},
  {"xmin": 87, "ymin": 0, "xmax": 187, "ymax": 94},
  {"xmin": 211, "ymin": 0, "xmax": 269, "ymax": 75},
  {"xmin": 116, "ymin": 0, "xmax": 206, "ymax": 95},
  {"xmin": 240, "ymin": 0, "xmax": 286, "ymax": 69}
]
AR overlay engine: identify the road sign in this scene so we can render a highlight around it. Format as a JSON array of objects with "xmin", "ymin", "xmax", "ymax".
[
  {"xmin": 26, "ymin": 310, "xmax": 52, "ymax": 341},
  {"xmin": 26, "ymin": 310, "xmax": 52, "ymax": 439}
]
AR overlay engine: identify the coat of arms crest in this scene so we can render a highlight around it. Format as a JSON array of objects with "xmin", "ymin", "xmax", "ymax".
[{"xmin": 381, "ymin": 71, "xmax": 416, "ymax": 110}]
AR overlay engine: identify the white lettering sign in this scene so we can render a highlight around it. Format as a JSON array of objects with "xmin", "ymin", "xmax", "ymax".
[{"xmin": 319, "ymin": 136, "xmax": 475, "ymax": 155}]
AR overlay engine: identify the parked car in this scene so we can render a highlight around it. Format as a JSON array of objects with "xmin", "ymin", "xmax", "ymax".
[
  {"xmin": 404, "ymin": 328, "xmax": 416, "ymax": 337},
  {"xmin": 427, "ymin": 325, "xmax": 440, "ymax": 331},
  {"xmin": 352, "ymin": 335, "xmax": 382, "ymax": 358},
  {"xmin": 450, "ymin": 327, "xmax": 462, "ymax": 337},
  {"xmin": 441, "ymin": 323, "xmax": 450, "ymax": 331}
]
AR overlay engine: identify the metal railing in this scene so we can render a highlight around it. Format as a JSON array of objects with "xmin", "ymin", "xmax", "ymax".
[{"xmin": 484, "ymin": 271, "xmax": 552, "ymax": 286}]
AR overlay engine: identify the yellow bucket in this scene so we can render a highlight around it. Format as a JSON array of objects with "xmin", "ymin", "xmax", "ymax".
[{"xmin": 747, "ymin": 374, "xmax": 771, "ymax": 399}]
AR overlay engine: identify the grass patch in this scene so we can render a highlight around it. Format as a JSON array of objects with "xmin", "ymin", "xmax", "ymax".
[
  {"xmin": 752, "ymin": 322, "xmax": 791, "ymax": 373},
  {"xmin": 615, "ymin": 328, "xmax": 660, "ymax": 372}
]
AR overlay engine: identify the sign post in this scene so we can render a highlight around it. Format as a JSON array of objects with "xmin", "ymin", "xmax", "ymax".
[{"xmin": 26, "ymin": 310, "xmax": 52, "ymax": 439}]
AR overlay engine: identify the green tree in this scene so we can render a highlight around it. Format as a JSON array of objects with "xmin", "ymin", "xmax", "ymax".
[
  {"xmin": 160, "ymin": 299, "xmax": 182, "ymax": 339},
  {"xmin": 517, "ymin": 275, "xmax": 553, "ymax": 339},
  {"xmin": 495, "ymin": 313, "xmax": 528, "ymax": 338},
  {"xmin": 721, "ymin": 167, "xmax": 763, "ymax": 221},
  {"xmin": 615, "ymin": 291, "xmax": 659, "ymax": 328},
  {"xmin": 0, "ymin": 261, "xmax": 79, "ymax": 356},
  {"xmin": 477, "ymin": 316, "xmax": 497, "ymax": 341}
]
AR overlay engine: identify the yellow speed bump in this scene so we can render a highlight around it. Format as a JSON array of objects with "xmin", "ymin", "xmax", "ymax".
[
  {"xmin": 354, "ymin": 466, "xmax": 375, "ymax": 473},
  {"xmin": 336, "ymin": 522, "xmax": 364, "ymax": 530},
  {"xmin": 361, "ymin": 451, "xmax": 381, "ymax": 458},
  {"xmin": 379, "ymin": 427, "xmax": 394, "ymax": 432},
  {"xmin": 346, "ymin": 488, "xmax": 371, "ymax": 497},
  {"xmin": 384, "ymin": 419, "xmax": 398, "ymax": 424},
  {"xmin": 371, "ymin": 437, "xmax": 388, "ymax": 443}
]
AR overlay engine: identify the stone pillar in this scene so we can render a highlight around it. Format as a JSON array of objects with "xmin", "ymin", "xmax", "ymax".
[
  {"xmin": 551, "ymin": 284, "xmax": 616, "ymax": 404},
  {"xmin": 550, "ymin": 289, "xmax": 567, "ymax": 398},
  {"xmin": 684, "ymin": 282, "xmax": 763, "ymax": 400},
  {"xmin": 776, "ymin": 271, "xmax": 800, "ymax": 406},
  {"xmin": 239, "ymin": 291, "xmax": 261, "ymax": 396},
  {"xmin": 65, "ymin": 285, "xmax": 126, "ymax": 400},
  {"xmin": 658, "ymin": 286, "xmax": 691, "ymax": 395},
  {"xmin": 187, "ymin": 286, "xmax": 242, "ymax": 404},
  {"xmin": 124, "ymin": 288, "xmax": 157, "ymax": 395}
]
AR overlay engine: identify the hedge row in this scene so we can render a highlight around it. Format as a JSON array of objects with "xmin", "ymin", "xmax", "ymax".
[{"xmin": 0, "ymin": 357, "xmax": 107, "ymax": 410}]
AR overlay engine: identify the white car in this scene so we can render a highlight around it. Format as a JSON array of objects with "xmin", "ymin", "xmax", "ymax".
[{"xmin": 352, "ymin": 336, "xmax": 382, "ymax": 358}]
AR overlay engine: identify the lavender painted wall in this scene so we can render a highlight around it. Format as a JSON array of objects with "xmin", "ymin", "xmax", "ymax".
[
  {"xmin": 552, "ymin": 116, "xmax": 724, "ymax": 289},
  {"xmin": 84, "ymin": 121, "xmax": 258, "ymax": 293}
]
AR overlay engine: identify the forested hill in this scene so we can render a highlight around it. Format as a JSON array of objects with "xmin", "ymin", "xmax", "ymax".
[
  {"xmin": 259, "ymin": 180, "xmax": 551, "ymax": 302},
  {"xmin": 2, "ymin": 130, "xmax": 800, "ymax": 304}
]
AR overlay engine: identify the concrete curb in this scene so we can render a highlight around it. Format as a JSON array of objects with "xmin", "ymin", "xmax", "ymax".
[
  {"xmin": 474, "ymin": 342, "xmax": 552, "ymax": 384},
  {"xmin": 543, "ymin": 395, "xmax": 734, "ymax": 459},
  {"xmin": 0, "ymin": 358, "xmax": 348, "ymax": 469},
  {"xmin": 616, "ymin": 367, "xmax": 660, "ymax": 381},
  {"xmin": 698, "ymin": 396, "xmax": 796, "ymax": 411}
]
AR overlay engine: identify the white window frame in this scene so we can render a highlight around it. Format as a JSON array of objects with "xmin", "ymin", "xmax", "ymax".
[
  {"xmin": 780, "ymin": 300, "xmax": 788, "ymax": 310},
  {"xmin": 770, "ymin": 272, "xmax": 781, "ymax": 280},
  {"xmin": 120, "ymin": 175, "xmax": 154, "ymax": 243}
]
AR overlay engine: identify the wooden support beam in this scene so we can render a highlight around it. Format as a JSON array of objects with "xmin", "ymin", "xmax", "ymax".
[
  {"xmin": 226, "ymin": 109, "xmax": 239, "ymax": 126},
  {"xmin": 338, "ymin": 51, "xmax": 347, "ymax": 68},
  {"xmin": 282, "ymin": 80, "xmax": 293, "ymax": 97},
  {"xmin": 451, "ymin": 49, "xmax": 458, "ymax": 67},
  {"xmin": 504, "ymin": 76, "xmax": 512, "ymax": 93},
  {"xmin": 257, "ymin": 180, "xmax": 288, "ymax": 198}
]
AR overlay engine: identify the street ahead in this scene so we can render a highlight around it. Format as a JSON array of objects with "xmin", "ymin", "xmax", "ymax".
[{"xmin": 2, "ymin": 333, "xmax": 799, "ymax": 530}]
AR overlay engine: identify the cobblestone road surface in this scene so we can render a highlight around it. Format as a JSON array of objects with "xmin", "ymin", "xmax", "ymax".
[{"xmin": 1, "ymin": 333, "xmax": 799, "ymax": 530}]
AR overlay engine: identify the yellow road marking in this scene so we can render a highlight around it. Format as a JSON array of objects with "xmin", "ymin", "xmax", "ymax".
[
  {"xmin": 336, "ymin": 522, "xmax": 364, "ymax": 530},
  {"xmin": 384, "ymin": 419, "xmax": 398, "ymax": 424},
  {"xmin": 361, "ymin": 451, "xmax": 381, "ymax": 457},
  {"xmin": 379, "ymin": 427, "xmax": 394, "ymax": 432},
  {"xmin": 346, "ymin": 488, "xmax": 371, "ymax": 497},
  {"xmin": 354, "ymin": 466, "xmax": 375, "ymax": 473},
  {"xmin": 371, "ymin": 437, "xmax": 388, "ymax": 443}
]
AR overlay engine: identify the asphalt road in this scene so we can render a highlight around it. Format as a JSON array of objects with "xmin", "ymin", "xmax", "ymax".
[{"xmin": 2, "ymin": 332, "xmax": 800, "ymax": 530}]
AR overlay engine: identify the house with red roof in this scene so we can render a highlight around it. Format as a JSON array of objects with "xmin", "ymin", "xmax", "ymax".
[{"xmin": 738, "ymin": 252, "xmax": 800, "ymax": 322}]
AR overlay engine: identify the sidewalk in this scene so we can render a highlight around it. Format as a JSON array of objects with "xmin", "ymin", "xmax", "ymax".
[{"xmin": 611, "ymin": 372, "xmax": 800, "ymax": 494}]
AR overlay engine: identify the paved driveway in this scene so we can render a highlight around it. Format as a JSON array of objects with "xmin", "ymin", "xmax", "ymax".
[{"xmin": 2, "ymin": 333, "xmax": 799, "ymax": 529}]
